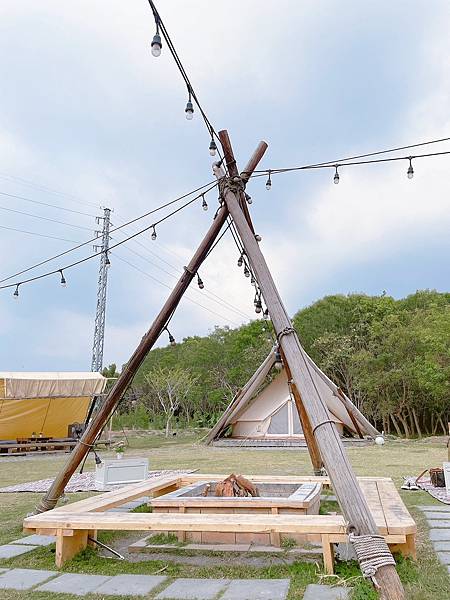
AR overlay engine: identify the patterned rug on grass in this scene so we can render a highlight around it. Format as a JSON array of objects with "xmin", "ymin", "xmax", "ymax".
[
  {"xmin": 0, "ymin": 470, "xmax": 190, "ymax": 493},
  {"xmin": 403, "ymin": 475, "xmax": 450, "ymax": 504}
]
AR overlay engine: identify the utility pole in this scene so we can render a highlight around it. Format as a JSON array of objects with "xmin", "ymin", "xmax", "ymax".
[
  {"xmin": 34, "ymin": 142, "xmax": 268, "ymax": 515},
  {"xmin": 216, "ymin": 130, "xmax": 404, "ymax": 600},
  {"xmin": 91, "ymin": 208, "xmax": 111, "ymax": 372}
]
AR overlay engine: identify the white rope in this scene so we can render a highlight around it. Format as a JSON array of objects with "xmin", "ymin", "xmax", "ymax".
[{"xmin": 349, "ymin": 532, "xmax": 396, "ymax": 588}]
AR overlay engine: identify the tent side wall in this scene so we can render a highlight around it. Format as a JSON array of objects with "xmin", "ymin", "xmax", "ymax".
[{"xmin": 0, "ymin": 395, "xmax": 91, "ymax": 439}]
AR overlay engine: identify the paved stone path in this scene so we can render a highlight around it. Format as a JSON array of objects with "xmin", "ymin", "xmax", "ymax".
[{"xmin": 418, "ymin": 504, "xmax": 450, "ymax": 575}]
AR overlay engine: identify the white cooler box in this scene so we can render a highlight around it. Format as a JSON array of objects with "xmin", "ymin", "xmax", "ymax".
[{"xmin": 95, "ymin": 458, "xmax": 148, "ymax": 490}]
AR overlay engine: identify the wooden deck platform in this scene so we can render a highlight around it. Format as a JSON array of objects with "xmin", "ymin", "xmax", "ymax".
[{"xmin": 23, "ymin": 473, "xmax": 416, "ymax": 573}]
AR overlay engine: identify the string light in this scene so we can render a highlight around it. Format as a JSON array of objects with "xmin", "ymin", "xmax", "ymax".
[
  {"xmin": 185, "ymin": 92, "xmax": 194, "ymax": 120},
  {"xmin": 254, "ymin": 234, "xmax": 262, "ymax": 242},
  {"xmin": 59, "ymin": 270, "xmax": 67, "ymax": 287},
  {"xmin": 407, "ymin": 157, "xmax": 414, "ymax": 179},
  {"xmin": 197, "ymin": 273, "xmax": 204, "ymax": 289},
  {"xmin": 244, "ymin": 265, "xmax": 250, "ymax": 278},
  {"xmin": 151, "ymin": 225, "xmax": 157, "ymax": 241},
  {"xmin": 274, "ymin": 348, "xmax": 283, "ymax": 370},
  {"xmin": 237, "ymin": 254, "xmax": 244, "ymax": 268},
  {"xmin": 201, "ymin": 195, "xmax": 208, "ymax": 211},
  {"xmin": 164, "ymin": 327, "xmax": 176, "ymax": 346},
  {"xmin": 209, "ymin": 139, "xmax": 217, "ymax": 156},
  {"xmin": 250, "ymin": 274, "xmax": 256, "ymax": 286},
  {"xmin": 333, "ymin": 165, "xmax": 340, "ymax": 184},
  {"xmin": 263, "ymin": 308, "xmax": 270, "ymax": 321},
  {"xmin": 266, "ymin": 170, "xmax": 272, "ymax": 190},
  {"xmin": 13, "ymin": 284, "xmax": 19, "ymax": 299},
  {"xmin": 105, "ymin": 253, "xmax": 111, "ymax": 267},
  {"xmin": 245, "ymin": 193, "xmax": 252, "ymax": 204},
  {"xmin": 151, "ymin": 23, "xmax": 162, "ymax": 57}
]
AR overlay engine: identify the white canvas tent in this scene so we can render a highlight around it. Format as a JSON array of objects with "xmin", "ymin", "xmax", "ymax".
[{"xmin": 205, "ymin": 350, "xmax": 379, "ymax": 445}]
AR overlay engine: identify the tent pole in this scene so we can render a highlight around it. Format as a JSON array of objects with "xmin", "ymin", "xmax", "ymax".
[{"xmin": 217, "ymin": 129, "xmax": 404, "ymax": 600}]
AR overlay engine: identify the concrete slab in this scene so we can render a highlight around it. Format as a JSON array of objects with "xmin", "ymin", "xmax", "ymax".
[
  {"xmin": 0, "ymin": 568, "xmax": 57, "ymax": 590},
  {"xmin": 418, "ymin": 505, "xmax": 450, "ymax": 512},
  {"xmin": 156, "ymin": 578, "xmax": 229, "ymax": 599},
  {"xmin": 94, "ymin": 574, "xmax": 167, "ymax": 596},
  {"xmin": 303, "ymin": 584, "xmax": 350, "ymax": 599},
  {"xmin": 0, "ymin": 569, "xmax": 8, "ymax": 574},
  {"xmin": 221, "ymin": 578, "xmax": 290, "ymax": 600},
  {"xmin": 429, "ymin": 529, "xmax": 450, "ymax": 541},
  {"xmin": 11, "ymin": 534, "xmax": 55, "ymax": 547},
  {"xmin": 433, "ymin": 542, "xmax": 450, "ymax": 552},
  {"xmin": 424, "ymin": 512, "xmax": 450, "ymax": 520},
  {"xmin": 37, "ymin": 573, "xmax": 112, "ymax": 596},
  {"xmin": 426, "ymin": 520, "xmax": 450, "ymax": 528},
  {"xmin": 436, "ymin": 552, "xmax": 450, "ymax": 565},
  {"xmin": 0, "ymin": 544, "xmax": 38, "ymax": 559}
]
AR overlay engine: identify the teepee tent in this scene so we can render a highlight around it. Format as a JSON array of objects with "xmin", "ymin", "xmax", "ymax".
[
  {"xmin": 205, "ymin": 350, "xmax": 379, "ymax": 446},
  {"xmin": 0, "ymin": 372, "xmax": 107, "ymax": 440}
]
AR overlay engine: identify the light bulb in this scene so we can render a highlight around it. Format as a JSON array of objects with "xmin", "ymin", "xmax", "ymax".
[
  {"xmin": 274, "ymin": 349, "xmax": 283, "ymax": 370},
  {"xmin": 151, "ymin": 226, "xmax": 157, "ymax": 241},
  {"xmin": 185, "ymin": 100, "xmax": 194, "ymax": 120},
  {"xmin": 263, "ymin": 308, "xmax": 269, "ymax": 320},
  {"xmin": 266, "ymin": 172, "xmax": 272, "ymax": 190},
  {"xmin": 237, "ymin": 255, "xmax": 243, "ymax": 268},
  {"xmin": 13, "ymin": 285, "xmax": 19, "ymax": 299},
  {"xmin": 254, "ymin": 293, "xmax": 259, "ymax": 306},
  {"xmin": 209, "ymin": 139, "xmax": 217, "ymax": 156},
  {"xmin": 407, "ymin": 159, "xmax": 414, "ymax": 179},
  {"xmin": 151, "ymin": 33, "xmax": 162, "ymax": 57},
  {"xmin": 255, "ymin": 301, "xmax": 262, "ymax": 314},
  {"xmin": 333, "ymin": 166, "xmax": 340, "ymax": 184},
  {"xmin": 245, "ymin": 193, "xmax": 252, "ymax": 204},
  {"xmin": 168, "ymin": 332, "xmax": 176, "ymax": 346},
  {"xmin": 60, "ymin": 270, "xmax": 67, "ymax": 287},
  {"xmin": 197, "ymin": 274, "xmax": 204, "ymax": 289},
  {"xmin": 202, "ymin": 196, "xmax": 208, "ymax": 211},
  {"xmin": 105, "ymin": 253, "xmax": 111, "ymax": 267},
  {"xmin": 244, "ymin": 265, "xmax": 250, "ymax": 278},
  {"xmin": 255, "ymin": 234, "xmax": 262, "ymax": 242}
]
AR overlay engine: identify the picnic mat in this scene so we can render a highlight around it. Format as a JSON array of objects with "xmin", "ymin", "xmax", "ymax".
[
  {"xmin": 404, "ymin": 475, "xmax": 450, "ymax": 504},
  {"xmin": 0, "ymin": 469, "xmax": 190, "ymax": 494}
]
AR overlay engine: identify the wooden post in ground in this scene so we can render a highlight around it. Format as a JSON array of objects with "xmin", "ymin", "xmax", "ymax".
[
  {"xmin": 216, "ymin": 129, "xmax": 404, "ymax": 600},
  {"xmin": 34, "ymin": 142, "xmax": 268, "ymax": 514}
]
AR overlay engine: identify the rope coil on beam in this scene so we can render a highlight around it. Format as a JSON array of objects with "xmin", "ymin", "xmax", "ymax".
[{"xmin": 349, "ymin": 532, "xmax": 396, "ymax": 589}]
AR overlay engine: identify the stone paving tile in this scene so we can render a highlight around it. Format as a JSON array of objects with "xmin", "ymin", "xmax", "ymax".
[
  {"xmin": 11, "ymin": 534, "xmax": 55, "ymax": 546},
  {"xmin": 94, "ymin": 574, "xmax": 167, "ymax": 596},
  {"xmin": 0, "ymin": 569, "xmax": 8, "ymax": 574},
  {"xmin": 156, "ymin": 578, "xmax": 229, "ymax": 599},
  {"xmin": 303, "ymin": 584, "xmax": 350, "ymax": 599},
  {"xmin": 426, "ymin": 520, "xmax": 450, "ymax": 529},
  {"xmin": 433, "ymin": 541, "xmax": 450, "ymax": 552},
  {"xmin": 221, "ymin": 578, "xmax": 290, "ymax": 600},
  {"xmin": 37, "ymin": 573, "xmax": 112, "ymax": 596},
  {"xmin": 418, "ymin": 505, "xmax": 450, "ymax": 512},
  {"xmin": 0, "ymin": 544, "xmax": 38, "ymax": 559},
  {"xmin": 424, "ymin": 512, "xmax": 450, "ymax": 520},
  {"xmin": 436, "ymin": 552, "xmax": 450, "ymax": 565},
  {"xmin": 0, "ymin": 568, "xmax": 57, "ymax": 590},
  {"xmin": 429, "ymin": 529, "xmax": 450, "ymax": 541}
]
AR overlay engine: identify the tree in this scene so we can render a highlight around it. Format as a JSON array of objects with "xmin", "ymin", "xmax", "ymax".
[{"xmin": 144, "ymin": 367, "xmax": 197, "ymax": 437}]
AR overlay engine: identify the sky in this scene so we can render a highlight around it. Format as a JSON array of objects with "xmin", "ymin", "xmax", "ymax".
[{"xmin": 0, "ymin": 0, "xmax": 449, "ymax": 372}]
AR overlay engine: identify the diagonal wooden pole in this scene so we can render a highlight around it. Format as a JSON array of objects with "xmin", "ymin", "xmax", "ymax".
[
  {"xmin": 216, "ymin": 130, "xmax": 404, "ymax": 600},
  {"xmin": 34, "ymin": 142, "xmax": 268, "ymax": 514}
]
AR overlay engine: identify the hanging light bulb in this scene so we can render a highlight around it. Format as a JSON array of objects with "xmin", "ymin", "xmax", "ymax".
[
  {"xmin": 197, "ymin": 273, "xmax": 204, "ymax": 289},
  {"xmin": 94, "ymin": 450, "xmax": 102, "ymax": 465},
  {"xmin": 250, "ymin": 274, "xmax": 256, "ymax": 286},
  {"xmin": 59, "ymin": 270, "xmax": 67, "ymax": 287},
  {"xmin": 274, "ymin": 348, "xmax": 283, "ymax": 370},
  {"xmin": 254, "ymin": 234, "xmax": 262, "ymax": 242},
  {"xmin": 151, "ymin": 226, "xmax": 157, "ymax": 241},
  {"xmin": 263, "ymin": 308, "xmax": 270, "ymax": 321},
  {"xmin": 185, "ymin": 92, "xmax": 194, "ymax": 120},
  {"xmin": 105, "ymin": 253, "xmax": 111, "ymax": 267},
  {"xmin": 237, "ymin": 254, "xmax": 244, "ymax": 268},
  {"xmin": 209, "ymin": 139, "xmax": 217, "ymax": 156},
  {"xmin": 254, "ymin": 293, "xmax": 259, "ymax": 306},
  {"xmin": 201, "ymin": 195, "xmax": 208, "ymax": 211},
  {"xmin": 266, "ymin": 170, "xmax": 272, "ymax": 190},
  {"xmin": 166, "ymin": 328, "xmax": 176, "ymax": 346},
  {"xmin": 13, "ymin": 284, "xmax": 19, "ymax": 299},
  {"xmin": 245, "ymin": 193, "xmax": 252, "ymax": 205},
  {"xmin": 255, "ymin": 299, "xmax": 262, "ymax": 314},
  {"xmin": 333, "ymin": 165, "xmax": 340, "ymax": 184},
  {"xmin": 407, "ymin": 157, "xmax": 414, "ymax": 179},
  {"xmin": 151, "ymin": 32, "xmax": 162, "ymax": 57},
  {"xmin": 244, "ymin": 265, "xmax": 250, "ymax": 278}
]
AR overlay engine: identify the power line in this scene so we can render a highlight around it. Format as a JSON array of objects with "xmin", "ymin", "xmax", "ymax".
[
  {"xmin": 0, "ymin": 224, "xmax": 79, "ymax": 244},
  {"xmin": 0, "ymin": 204, "xmax": 93, "ymax": 231},
  {"xmin": 0, "ymin": 184, "xmax": 217, "ymax": 292},
  {"xmin": 0, "ymin": 190, "xmax": 97, "ymax": 218},
  {"xmin": 0, "ymin": 180, "xmax": 217, "ymax": 285}
]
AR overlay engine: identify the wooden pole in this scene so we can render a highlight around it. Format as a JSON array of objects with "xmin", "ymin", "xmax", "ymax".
[
  {"xmin": 217, "ymin": 129, "xmax": 404, "ymax": 600},
  {"xmin": 34, "ymin": 140, "xmax": 268, "ymax": 515}
]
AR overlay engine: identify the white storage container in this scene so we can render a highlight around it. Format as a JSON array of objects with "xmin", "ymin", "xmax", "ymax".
[{"xmin": 95, "ymin": 458, "xmax": 148, "ymax": 490}]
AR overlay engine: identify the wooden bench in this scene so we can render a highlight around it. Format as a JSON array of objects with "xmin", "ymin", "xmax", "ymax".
[{"xmin": 22, "ymin": 473, "xmax": 416, "ymax": 573}]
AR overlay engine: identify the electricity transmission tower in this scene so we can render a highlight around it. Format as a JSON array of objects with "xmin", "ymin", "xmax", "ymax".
[{"xmin": 91, "ymin": 207, "xmax": 111, "ymax": 372}]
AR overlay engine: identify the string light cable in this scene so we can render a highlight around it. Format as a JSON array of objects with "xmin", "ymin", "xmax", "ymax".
[
  {"xmin": 0, "ymin": 180, "xmax": 217, "ymax": 285},
  {"xmin": 0, "ymin": 183, "xmax": 218, "ymax": 294}
]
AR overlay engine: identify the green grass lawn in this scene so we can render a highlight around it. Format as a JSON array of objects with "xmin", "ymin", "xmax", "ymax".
[{"xmin": 0, "ymin": 433, "xmax": 449, "ymax": 599}]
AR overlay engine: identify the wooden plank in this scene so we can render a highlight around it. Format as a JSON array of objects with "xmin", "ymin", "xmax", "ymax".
[
  {"xmin": 56, "ymin": 529, "xmax": 87, "ymax": 568},
  {"xmin": 359, "ymin": 480, "xmax": 388, "ymax": 534},
  {"xmin": 321, "ymin": 534, "xmax": 335, "ymax": 574},
  {"xmin": 179, "ymin": 474, "xmax": 391, "ymax": 485},
  {"xmin": 376, "ymin": 480, "xmax": 416, "ymax": 535},
  {"xmin": 24, "ymin": 511, "xmax": 348, "ymax": 535}
]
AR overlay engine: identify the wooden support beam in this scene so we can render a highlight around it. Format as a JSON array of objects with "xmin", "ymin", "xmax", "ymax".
[
  {"xmin": 35, "ymin": 142, "xmax": 268, "ymax": 515},
  {"xmin": 216, "ymin": 130, "xmax": 404, "ymax": 600}
]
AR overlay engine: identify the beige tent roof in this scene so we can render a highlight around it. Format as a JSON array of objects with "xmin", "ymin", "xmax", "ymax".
[
  {"xmin": 0, "ymin": 372, "xmax": 107, "ymax": 399},
  {"xmin": 205, "ymin": 350, "xmax": 379, "ymax": 444}
]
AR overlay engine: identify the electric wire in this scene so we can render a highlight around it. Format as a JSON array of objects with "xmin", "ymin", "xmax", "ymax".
[
  {"xmin": 0, "ymin": 190, "xmax": 97, "ymax": 218},
  {"xmin": 0, "ymin": 225, "xmax": 79, "ymax": 244},
  {"xmin": 0, "ymin": 180, "xmax": 217, "ymax": 284},
  {"xmin": 0, "ymin": 205, "xmax": 94, "ymax": 231}
]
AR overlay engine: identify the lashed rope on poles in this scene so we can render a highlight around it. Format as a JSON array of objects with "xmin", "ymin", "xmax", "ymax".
[{"xmin": 349, "ymin": 532, "xmax": 396, "ymax": 588}]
